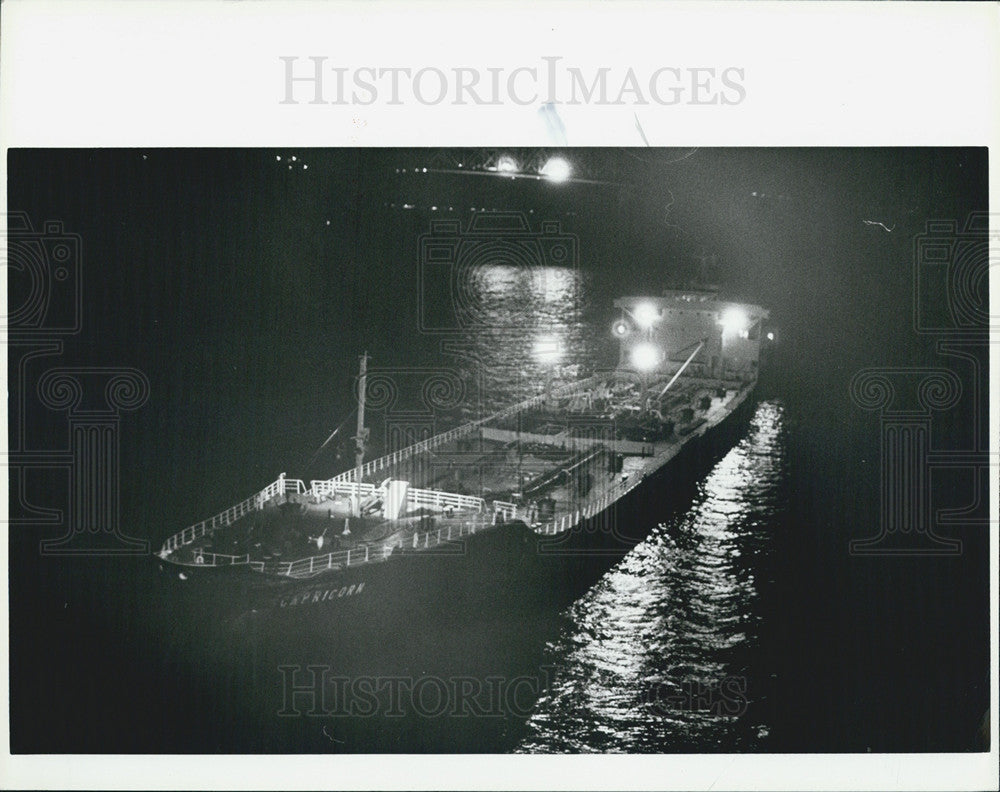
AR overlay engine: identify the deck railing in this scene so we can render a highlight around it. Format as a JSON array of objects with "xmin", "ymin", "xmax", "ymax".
[
  {"xmin": 166, "ymin": 475, "xmax": 636, "ymax": 574},
  {"xmin": 306, "ymin": 480, "xmax": 485, "ymax": 513},
  {"xmin": 159, "ymin": 475, "xmax": 304, "ymax": 556},
  {"xmin": 533, "ymin": 472, "xmax": 639, "ymax": 537},
  {"xmin": 492, "ymin": 500, "xmax": 518, "ymax": 520},
  {"xmin": 188, "ymin": 550, "xmax": 253, "ymax": 567},
  {"xmin": 162, "ymin": 478, "xmax": 486, "ymax": 561},
  {"xmin": 308, "ymin": 480, "xmax": 377, "ymax": 498},
  {"xmin": 179, "ymin": 482, "xmax": 615, "ymax": 575},
  {"xmin": 258, "ymin": 517, "xmax": 492, "ymax": 578},
  {"xmin": 311, "ymin": 374, "xmax": 602, "ymax": 487},
  {"xmin": 407, "ymin": 488, "xmax": 484, "ymax": 512},
  {"xmin": 168, "ymin": 511, "xmax": 506, "ymax": 577}
]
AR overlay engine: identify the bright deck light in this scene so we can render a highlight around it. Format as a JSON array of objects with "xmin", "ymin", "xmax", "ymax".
[
  {"xmin": 540, "ymin": 156, "xmax": 571, "ymax": 182},
  {"xmin": 631, "ymin": 342, "xmax": 661, "ymax": 371},
  {"xmin": 719, "ymin": 306, "xmax": 749, "ymax": 336},
  {"xmin": 612, "ymin": 319, "xmax": 630, "ymax": 338},
  {"xmin": 632, "ymin": 302, "xmax": 660, "ymax": 329}
]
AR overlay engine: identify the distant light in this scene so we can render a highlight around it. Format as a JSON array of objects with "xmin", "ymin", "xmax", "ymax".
[
  {"xmin": 422, "ymin": 168, "xmax": 427, "ymax": 173},
  {"xmin": 631, "ymin": 342, "xmax": 661, "ymax": 371},
  {"xmin": 431, "ymin": 206, "xmax": 438, "ymax": 211},
  {"xmin": 533, "ymin": 335, "xmax": 563, "ymax": 365},
  {"xmin": 632, "ymin": 302, "xmax": 660, "ymax": 329},
  {"xmin": 612, "ymin": 319, "xmax": 630, "ymax": 338},
  {"xmin": 276, "ymin": 155, "xmax": 281, "ymax": 161},
  {"xmin": 767, "ymin": 331, "xmax": 775, "ymax": 341},
  {"xmin": 303, "ymin": 164, "xmax": 308, "ymax": 170},
  {"xmin": 403, "ymin": 204, "xmax": 414, "ymax": 210},
  {"xmin": 719, "ymin": 306, "xmax": 749, "ymax": 336},
  {"xmin": 497, "ymin": 155, "xmax": 519, "ymax": 173},
  {"xmin": 291, "ymin": 155, "xmax": 297, "ymax": 162},
  {"xmin": 541, "ymin": 156, "xmax": 572, "ymax": 183}
]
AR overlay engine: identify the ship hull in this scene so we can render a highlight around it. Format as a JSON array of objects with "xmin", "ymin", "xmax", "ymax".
[{"xmin": 159, "ymin": 390, "xmax": 758, "ymax": 630}]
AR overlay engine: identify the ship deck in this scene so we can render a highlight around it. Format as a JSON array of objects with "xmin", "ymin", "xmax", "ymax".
[{"xmin": 161, "ymin": 370, "xmax": 753, "ymax": 577}]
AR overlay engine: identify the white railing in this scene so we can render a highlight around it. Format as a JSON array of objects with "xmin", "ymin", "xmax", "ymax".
[
  {"xmin": 264, "ymin": 517, "xmax": 492, "ymax": 579},
  {"xmin": 169, "ymin": 462, "xmax": 632, "ymax": 570},
  {"xmin": 492, "ymin": 500, "xmax": 518, "ymax": 520},
  {"xmin": 159, "ymin": 475, "xmax": 304, "ymax": 556},
  {"xmin": 308, "ymin": 480, "xmax": 376, "ymax": 498},
  {"xmin": 162, "ymin": 373, "xmax": 653, "ymax": 562},
  {"xmin": 307, "ymin": 479, "xmax": 484, "ymax": 513},
  {"xmin": 164, "ymin": 482, "xmax": 605, "ymax": 575},
  {"xmin": 407, "ymin": 488, "xmax": 485, "ymax": 512},
  {"xmin": 189, "ymin": 550, "xmax": 252, "ymax": 567},
  {"xmin": 165, "ymin": 512, "xmax": 500, "ymax": 577},
  {"xmin": 310, "ymin": 374, "xmax": 603, "ymax": 488},
  {"xmin": 162, "ymin": 477, "xmax": 484, "ymax": 561},
  {"xmin": 527, "ymin": 442, "xmax": 665, "ymax": 538}
]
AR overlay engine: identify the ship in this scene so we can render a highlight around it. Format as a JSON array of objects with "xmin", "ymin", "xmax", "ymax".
[{"xmin": 158, "ymin": 288, "xmax": 770, "ymax": 619}]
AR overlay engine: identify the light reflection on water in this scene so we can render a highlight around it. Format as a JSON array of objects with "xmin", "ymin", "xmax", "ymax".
[
  {"xmin": 448, "ymin": 264, "xmax": 608, "ymax": 413},
  {"xmin": 517, "ymin": 400, "xmax": 787, "ymax": 752}
]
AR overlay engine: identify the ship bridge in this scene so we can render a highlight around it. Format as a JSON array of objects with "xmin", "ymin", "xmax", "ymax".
[{"xmin": 612, "ymin": 291, "xmax": 770, "ymax": 383}]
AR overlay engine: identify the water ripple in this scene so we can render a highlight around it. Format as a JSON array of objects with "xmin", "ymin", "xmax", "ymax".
[{"xmin": 517, "ymin": 401, "xmax": 787, "ymax": 753}]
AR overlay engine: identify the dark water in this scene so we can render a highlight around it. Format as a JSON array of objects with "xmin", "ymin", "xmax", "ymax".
[{"xmin": 7, "ymin": 148, "xmax": 989, "ymax": 753}]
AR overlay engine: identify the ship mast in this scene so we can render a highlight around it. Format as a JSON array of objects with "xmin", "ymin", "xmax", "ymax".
[{"xmin": 352, "ymin": 351, "xmax": 370, "ymax": 515}]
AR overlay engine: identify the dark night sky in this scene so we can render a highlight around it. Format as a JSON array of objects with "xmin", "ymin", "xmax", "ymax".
[{"xmin": 9, "ymin": 147, "xmax": 985, "ymax": 352}]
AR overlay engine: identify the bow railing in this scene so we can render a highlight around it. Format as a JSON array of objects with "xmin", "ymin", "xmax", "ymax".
[
  {"xmin": 161, "ymin": 479, "xmax": 485, "ymax": 560},
  {"xmin": 159, "ymin": 475, "xmax": 304, "ymax": 556}
]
